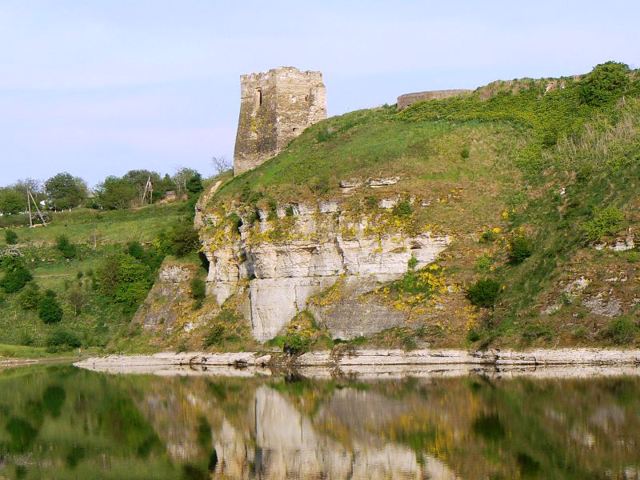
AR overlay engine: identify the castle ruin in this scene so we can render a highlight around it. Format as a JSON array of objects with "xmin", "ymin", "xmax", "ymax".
[{"xmin": 233, "ymin": 67, "xmax": 326, "ymax": 175}]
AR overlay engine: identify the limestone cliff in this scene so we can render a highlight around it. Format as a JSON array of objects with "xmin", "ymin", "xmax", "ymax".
[{"xmin": 196, "ymin": 197, "xmax": 450, "ymax": 342}]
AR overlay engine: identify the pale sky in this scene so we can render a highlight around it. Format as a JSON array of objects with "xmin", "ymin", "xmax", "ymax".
[{"xmin": 0, "ymin": 0, "xmax": 638, "ymax": 186}]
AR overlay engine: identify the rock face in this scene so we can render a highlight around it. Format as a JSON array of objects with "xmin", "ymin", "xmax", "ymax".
[
  {"xmin": 200, "ymin": 202, "xmax": 450, "ymax": 342},
  {"xmin": 233, "ymin": 66, "xmax": 327, "ymax": 175},
  {"xmin": 133, "ymin": 263, "xmax": 196, "ymax": 333}
]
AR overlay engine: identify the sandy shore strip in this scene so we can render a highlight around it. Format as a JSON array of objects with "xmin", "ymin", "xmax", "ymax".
[{"xmin": 73, "ymin": 348, "xmax": 640, "ymax": 377}]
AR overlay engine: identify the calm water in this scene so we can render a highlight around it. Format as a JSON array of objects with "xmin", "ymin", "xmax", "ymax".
[{"xmin": 0, "ymin": 366, "xmax": 639, "ymax": 479}]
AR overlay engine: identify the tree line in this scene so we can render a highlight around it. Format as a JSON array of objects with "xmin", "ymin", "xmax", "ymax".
[{"xmin": 0, "ymin": 167, "xmax": 204, "ymax": 216}]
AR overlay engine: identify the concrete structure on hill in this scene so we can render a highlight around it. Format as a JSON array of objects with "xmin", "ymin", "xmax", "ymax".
[
  {"xmin": 397, "ymin": 89, "xmax": 471, "ymax": 110},
  {"xmin": 233, "ymin": 67, "xmax": 327, "ymax": 175}
]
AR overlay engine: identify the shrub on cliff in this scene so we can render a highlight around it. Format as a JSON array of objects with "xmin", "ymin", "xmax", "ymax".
[
  {"xmin": 190, "ymin": 277, "xmax": 206, "ymax": 309},
  {"xmin": 467, "ymin": 279, "xmax": 501, "ymax": 308},
  {"xmin": 508, "ymin": 235, "xmax": 533, "ymax": 264},
  {"xmin": 603, "ymin": 317, "xmax": 638, "ymax": 345},
  {"xmin": 582, "ymin": 206, "xmax": 624, "ymax": 242}
]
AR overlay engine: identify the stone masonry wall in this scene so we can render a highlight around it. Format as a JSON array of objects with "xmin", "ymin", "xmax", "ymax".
[
  {"xmin": 397, "ymin": 89, "xmax": 471, "ymax": 110},
  {"xmin": 233, "ymin": 67, "xmax": 326, "ymax": 175}
]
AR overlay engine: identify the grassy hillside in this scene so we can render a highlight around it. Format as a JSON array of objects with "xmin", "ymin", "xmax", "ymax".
[
  {"xmin": 206, "ymin": 62, "xmax": 640, "ymax": 349},
  {"xmin": 0, "ymin": 203, "xmax": 189, "ymax": 354}
]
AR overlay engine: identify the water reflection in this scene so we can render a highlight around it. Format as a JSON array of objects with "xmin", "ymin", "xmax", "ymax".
[{"xmin": 0, "ymin": 365, "xmax": 639, "ymax": 479}]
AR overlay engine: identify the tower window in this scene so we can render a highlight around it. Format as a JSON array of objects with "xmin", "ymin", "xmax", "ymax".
[{"xmin": 255, "ymin": 88, "xmax": 263, "ymax": 107}]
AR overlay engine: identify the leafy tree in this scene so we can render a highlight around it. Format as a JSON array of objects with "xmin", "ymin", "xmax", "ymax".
[
  {"xmin": 56, "ymin": 235, "xmax": 77, "ymax": 259},
  {"xmin": 580, "ymin": 61, "xmax": 630, "ymax": 106},
  {"xmin": 122, "ymin": 169, "xmax": 163, "ymax": 203},
  {"xmin": 0, "ymin": 257, "xmax": 33, "ymax": 293},
  {"xmin": 0, "ymin": 187, "xmax": 24, "ymax": 215},
  {"xmin": 172, "ymin": 168, "xmax": 199, "ymax": 197},
  {"xmin": 67, "ymin": 286, "xmax": 87, "ymax": 316},
  {"xmin": 38, "ymin": 290, "xmax": 64, "ymax": 324},
  {"xmin": 5, "ymin": 230, "xmax": 18, "ymax": 245},
  {"xmin": 95, "ymin": 176, "xmax": 137, "ymax": 210},
  {"xmin": 44, "ymin": 173, "xmax": 87, "ymax": 210},
  {"xmin": 186, "ymin": 173, "xmax": 204, "ymax": 196}
]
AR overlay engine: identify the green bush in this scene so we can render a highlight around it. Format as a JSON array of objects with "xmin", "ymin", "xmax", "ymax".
[
  {"xmin": 461, "ymin": 146, "xmax": 470, "ymax": 159},
  {"xmin": 508, "ymin": 235, "xmax": 533, "ymax": 264},
  {"xmin": 46, "ymin": 329, "xmax": 82, "ymax": 351},
  {"xmin": 480, "ymin": 229, "xmax": 498, "ymax": 243},
  {"xmin": 190, "ymin": 277, "xmax": 206, "ymax": 309},
  {"xmin": 466, "ymin": 279, "xmax": 501, "ymax": 308},
  {"xmin": 56, "ymin": 235, "xmax": 77, "ymax": 259},
  {"xmin": 4, "ymin": 230, "xmax": 18, "ymax": 245},
  {"xmin": 96, "ymin": 253, "xmax": 153, "ymax": 313},
  {"xmin": 579, "ymin": 61, "xmax": 630, "ymax": 106},
  {"xmin": 161, "ymin": 221, "xmax": 199, "ymax": 257},
  {"xmin": 0, "ymin": 257, "xmax": 33, "ymax": 293},
  {"xmin": 582, "ymin": 206, "xmax": 624, "ymax": 242},
  {"xmin": 38, "ymin": 290, "xmax": 63, "ymax": 324},
  {"xmin": 17, "ymin": 282, "xmax": 41, "ymax": 310},
  {"xmin": 392, "ymin": 200, "xmax": 413, "ymax": 217},
  {"xmin": 203, "ymin": 309, "xmax": 243, "ymax": 347},
  {"xmin": 604, "ymin": 317, "xmax": 638, "ymax": 345}
]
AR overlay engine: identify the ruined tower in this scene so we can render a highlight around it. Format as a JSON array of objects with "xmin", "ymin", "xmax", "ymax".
[{"xmin": 233, "ymin": 67, "xmax": 327, "ymax": 175}]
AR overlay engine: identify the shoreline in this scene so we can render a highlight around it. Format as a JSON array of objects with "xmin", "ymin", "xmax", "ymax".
[{"xmin": 73, "ymin": 348, "xmax": 640, "ymax": 378}]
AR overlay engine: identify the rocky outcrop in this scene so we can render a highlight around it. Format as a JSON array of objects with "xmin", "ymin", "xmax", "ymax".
[
  {"xmin": 133, "ymin": 262, "xmax": 197, "ymax": 333},
  {"xmin": 199, "ymin": 201, "xmax": 450, "ymax": 342}
]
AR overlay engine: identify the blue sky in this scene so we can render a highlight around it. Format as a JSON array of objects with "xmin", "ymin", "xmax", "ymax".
[{"xmin": 0, "ymin": 0, "xmax": 638, "ymax": 187}]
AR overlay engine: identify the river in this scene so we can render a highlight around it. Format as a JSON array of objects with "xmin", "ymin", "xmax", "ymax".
[{"xmin": 0, "ymin": 364, "xmax": 639, "ymax": 479}]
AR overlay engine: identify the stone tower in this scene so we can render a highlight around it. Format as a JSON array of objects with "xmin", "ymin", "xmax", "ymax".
[{"xmin": 233, "ymin": 67, "xmax": 327, "ymax": 175}]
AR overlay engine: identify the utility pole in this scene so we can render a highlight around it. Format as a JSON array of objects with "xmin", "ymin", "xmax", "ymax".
[
  {"xmin": 27, "ymin": 188, "xmax": 47, "ymax": 227},
  {"xmin": 141, "ymin": 176, "xmax": 153, "ymax": 205},
  {"xmin": 27, "ymin": 189, "xmax": 33, "ymax": 227}
]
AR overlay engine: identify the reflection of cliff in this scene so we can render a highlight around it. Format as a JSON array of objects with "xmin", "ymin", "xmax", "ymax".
[
  {"xmin": 132, "ymin": 375, "xmax": 640, "ymax": 480},
  {"xmin": 213, "ymin": 385, "xmax": 459, "ymax": 480}
]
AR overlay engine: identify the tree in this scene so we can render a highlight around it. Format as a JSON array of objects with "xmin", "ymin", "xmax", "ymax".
[
  {"xmin": 122, "ymin": 169, "xmax": 163, "ymax": 204},
  {"xmin": 38, "ymin": 290, "xmax": 63, "ymax": 324},
  {"xmin": 0, "ymin": 187, "xmax": 24, "ymax": 215},
  {"xmin": 172, "ymin": 168, "xmax": 199, "ymax": 197},
  {"xmin": 44, "ymin": 173, "xmax": 87, "ymax": 210},
  {"xmin": 95, "ymin": 176, "xmax": 137, "ymax": 210},
  {"xmin": 186, "ymin": 173, "xmax": 204, "ymax": 196},
  {"xmin": 212, "ymin": 156, "xmax": 232, "ymax": 175},
  {"xmin": 67, "ymin": 286, "xmax": 87, "ymax": 316},
  {"xmin": 18, "ymin": 282, "xmax": 41, "ymax": 310},
  {"xmin": 0, "ymin": 257, "xmax": 33, "ymax": 293}
]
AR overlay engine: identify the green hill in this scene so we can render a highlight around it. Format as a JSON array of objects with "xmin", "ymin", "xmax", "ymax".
[{"xmin": 198, "ymin": 61, "xmax": 640, "ymax": 350}]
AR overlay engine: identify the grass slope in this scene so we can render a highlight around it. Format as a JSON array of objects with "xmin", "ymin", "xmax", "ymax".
[{"xmin": 0, "ymin": 203, "xmax": 186, "ymax": 352}]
